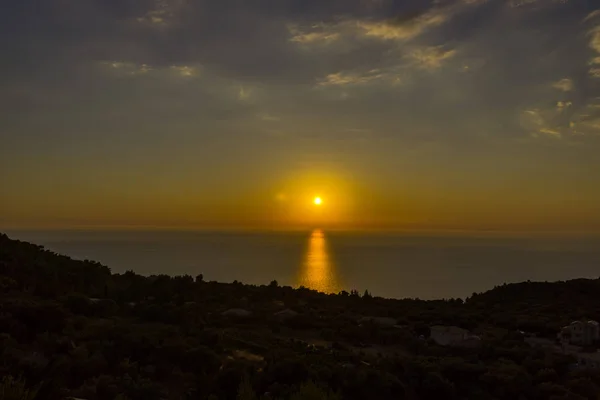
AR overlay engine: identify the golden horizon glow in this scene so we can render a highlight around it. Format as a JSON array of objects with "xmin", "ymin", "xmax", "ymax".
[{"xmin": 3, "ymin": 159, "xmax": 600, "ymax": 233}]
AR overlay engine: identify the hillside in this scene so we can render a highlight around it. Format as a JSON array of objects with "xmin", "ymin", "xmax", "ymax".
[{"xmin": 1, "ymin": 232, "xmax": 600, "ymax": 400}]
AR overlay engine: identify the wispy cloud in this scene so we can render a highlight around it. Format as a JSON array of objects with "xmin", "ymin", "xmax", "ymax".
[
  {"xmin": 357, "ymin": 11, "xmax": 448, "ymax": 41},
  {"xmin": 288, "ymin": 2, "xmax": 478, "ymax": 49},
  {"xmin": 556, "ymin": 101, "xmax": 572, "ymax": 111},
  {"xmin": 137, "ymin": 9, "xmax": 169, "ymax": 25},
  {"xmin": 520, "ymin": 96, "xmax": 600, "ymax": 138},
  {"xmin": 521, "ymin": 109, "xmax": 565, "ymax": 138},
  {"xmin": 258, "ymin": 113, "xmax": 280, "ymax": 122},
  {"xmin": 580, "ymin": 118, "xmax": 600, "ymax": 130},
  {"xmin": 583, "ymin": 10, "xmax": 600, "ymax": 23},
  {"xmin": 238, "ymin": 86, "xmax": 252, "ymax": 101},
  {"xmin": 136, "ymin": 0, "xmax": 188, "ymax": 27},
  {"xmin": 170, "ymin": 65, "xmax": 198, "ymax": 77},
  {"xmin": 538, "ymin": 127, "xmax": 561, "ymax": 138},
  {"xmin": 288, "ymin": 24, "xmax": 341, "ymax": 44},
  {"xmin": 319, "ymin": 70, "xmax": 384, "ymax": 86},
  {"xmin": 407, "ymin": 46, "xmax": 457, "ymax": 70},
  {"xmin": 521, "ymin": 109, "xmax": 544, "ymax": 128},
  {"xmin": 589, "ymin": 28, "xmax": 600, "ymax": 52},
  {"xmin": 316, "ymin": 65, "xmax": 408, "ymax": 88},
  {"xmin": 588, "ymin": 27, "xmax": 600, "ymax": 78},
  {"xmin": 552, "ymin": 78, "xmax": 573, "ymax": 92},
  {"xmin": 508, "ymin": 0, "xmax": 539, "ymax": 9},
  {"xmin": 102, "ymin": 61, "xmax": 152, "ymax": 76},
  {"xmin": 101, "ymin": 61, "xmax": 200, "ymax": 79}
]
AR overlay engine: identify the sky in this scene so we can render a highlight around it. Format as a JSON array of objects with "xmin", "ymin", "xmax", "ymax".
[{"xmin": 2, "ymin": 0, "xmax": 600, "ymax": 232}]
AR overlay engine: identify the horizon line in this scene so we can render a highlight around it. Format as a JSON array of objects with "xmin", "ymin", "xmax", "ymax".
[{"xmin": 3, "ymin": 225, "xmax": 600, "ymax": 237}]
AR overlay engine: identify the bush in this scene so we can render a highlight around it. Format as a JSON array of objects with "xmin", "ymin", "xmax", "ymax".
[
  {"xmin": 290, "ymin": 381, "xmax": 340, "ymax": 400},
  {"xmin": 0, "ymin": 376, "xmax": 39, "ymax": 400},
  {"xmin": 65, "ymin": 294, "xmax": 93, "ymax": 315}
]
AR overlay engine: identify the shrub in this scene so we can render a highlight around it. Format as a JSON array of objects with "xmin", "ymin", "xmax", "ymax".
[
  {"xmin": 0, "ymin": 375, "xmax": 39, "ymax": 400},
  {"xmin": 290, "ymin": 381, "xmax": 340, "ymax": 400}
]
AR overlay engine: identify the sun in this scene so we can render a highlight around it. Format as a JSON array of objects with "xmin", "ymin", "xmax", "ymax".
[{"xmin": 313, "ymin": 196, "xmax": 322, "ymax": 206}]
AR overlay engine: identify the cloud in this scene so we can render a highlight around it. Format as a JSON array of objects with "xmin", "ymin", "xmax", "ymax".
[
  {"xmin": 135, "ymin": 0, "xmax": 189, "ymax": 27},
  {"xmin": 583, "ymin": 10, "xmax": 600, "ymax": 23},
  {"xmin": 521, "ymin": 109, "xmax": 545, "ymax": 128},
  {"xmin": 238, "ymin": 86, "xmax": 252, "ymax": 101},
  {"xmin": 520, "ymin": 108, "xmax": 568, "ymax": 138},
  {"xmin": 288, "ymin": 1, "xmax": 477, "ymax": 51},
  {"xmin": 319, "ymin": 70, "xmax": 385, "ymax": 86},
  {"xmin": 170, "ymin": 65, "xmax": 198, "ymax": 77},
  {"xmin": 552, "ymin": 78, "xmax": 573, "ymax": 92},
  {"xmin": 102, "ymin": 61, "xmax": 153, "ymax": 76},
  {"xmin": 579, "ymin": 118, "xmax": 600, "ymax": 131},
  {"xmin": 407, "ymin": 46, "xmax": 457, "ymax": 69},
  {"xmin": 137, "ymin": 10, "xmax": 169, "ymax": 25},
  {"xmin": 589, "ymin": 27, "xmax": 600, "ymax": 77},
  {"xmin": 357, "ymin": 9, "xmax": 448, "ymax": 41},
  {"xmin": 288, "ymin": 6, "xmax": 452, "ymax": 46},
  {"xmin": 101, "ymin": 61, "xmax": 200, "ymax": 79},
  {"xmin": 520, "ymin": 94, "xmax": 600, "ymax": 138},
  {"xmin": 354, "ymin": 0, "xmax": 485, "ymax": 42},
  {"xmin": 508, "ymin": 0, "xmax": 538, "ymax": 9},
  {"xmin": 589, "ymin": 28, "xmax": 600, "ymax": 52},
  {"xmin": 317, "ymin": 65, "xmax": 408, "ymax": 88},
  {"xmin": 258, "ymin": 113, "xmax": 280, "ymax": 122},
  {"xmin": 3, "ymin": 0, "xmax": 600, "ymax": 148},
  {"xmin": 556, "ymin": 101, "xmax": 572, "ymax": 111},
  {"xmin": 288, "ymin": 24, "xmax": 341, "ymax": 44},
  {"xmin": 286, "ymin": 21, "xmax": 352, "ymax": 49},
  {"xmin": 291, "ymin": 31, "xmax": 341, "ymax": 44},
  {"xmin": 538, "ymin": 127, "xmax": 561, "ymax": 138}
]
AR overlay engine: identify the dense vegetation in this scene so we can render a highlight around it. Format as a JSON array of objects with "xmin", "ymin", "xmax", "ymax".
[{"xmin": 1, "ymin": 232, "xmax": 600, "ymax": 400}]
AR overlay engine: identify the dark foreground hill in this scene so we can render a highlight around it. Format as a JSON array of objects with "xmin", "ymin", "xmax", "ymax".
[{"xmin": 1, "ymin": 232, "xmax": 600, "ymax": 400}]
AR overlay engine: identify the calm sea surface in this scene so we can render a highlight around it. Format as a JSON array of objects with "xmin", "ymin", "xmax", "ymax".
[{"xmin": 5, "ymin": 230, "xmax": 600, "ymax": 300}]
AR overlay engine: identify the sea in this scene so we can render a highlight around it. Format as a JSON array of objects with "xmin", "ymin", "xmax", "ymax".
[{"xmin": 4, "ymin": 229, "xmax": 600, "ymax": 300}]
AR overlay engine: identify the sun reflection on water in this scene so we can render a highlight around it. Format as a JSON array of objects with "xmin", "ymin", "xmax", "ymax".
[{"xmin": 296, "ymin": 229, "xmax": 341, "ymax": 294}]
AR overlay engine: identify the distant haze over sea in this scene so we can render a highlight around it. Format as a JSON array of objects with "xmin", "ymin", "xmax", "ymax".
[{"xmin": 6, "ymin": 229, "xmax": 600, "ymax": 300}]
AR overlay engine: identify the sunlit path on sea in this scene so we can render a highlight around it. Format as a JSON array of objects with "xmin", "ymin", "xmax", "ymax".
[{"xmin": 296, "ymin": 229, "xmax": 342, "ymax": 294}]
